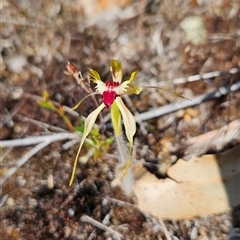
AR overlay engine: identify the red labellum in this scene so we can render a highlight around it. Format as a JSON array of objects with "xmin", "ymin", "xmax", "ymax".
[{"xmin": 103, "ymin": 90, "xmax": 118, "ymax": 108}]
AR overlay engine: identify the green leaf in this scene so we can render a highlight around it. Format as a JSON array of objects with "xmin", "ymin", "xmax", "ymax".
[
  {"xmin": 38, "ymin": 100, "xmax": 54, "ymax": 109},
  {"xmin": 42, "ymin": 90, "xmax": 49, "ymax": 99},
  {"xmin": 105, "ymin": 137, "xmax": 114, "ymax": 145},
  {"xmin": 74, "ymin": 125, "xmax": 84, "ymax": 134},
  {"xmin": 90, "ymin": 126, "xmax": 100, "ymax": 137}
]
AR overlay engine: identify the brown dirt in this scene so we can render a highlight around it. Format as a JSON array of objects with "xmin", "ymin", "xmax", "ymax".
[{"xmin": 1, "ymin": 0, "xmax": 240, "ymax": 239}]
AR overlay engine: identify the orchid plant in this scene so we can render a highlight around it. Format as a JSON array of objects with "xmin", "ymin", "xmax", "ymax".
[{"xmin": 66, "ymin": 59, "xmax": 189, "ymax": 187}]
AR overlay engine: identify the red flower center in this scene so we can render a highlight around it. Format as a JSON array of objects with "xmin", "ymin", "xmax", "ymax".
[
  {"xmin": 105, "ymin": 81, "xmax": 120, "ymax": 88},
  {"xmin": 103, "ymin": 90, "xmax": 118, "ymax": 108}
]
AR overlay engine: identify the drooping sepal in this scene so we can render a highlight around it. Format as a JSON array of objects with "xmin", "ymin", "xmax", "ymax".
[
  {"xmin": 69, "ymin": 103, "xmax": 105, "ymax": 186},
  {"xmin": 115, "ymin": 98, "xmax": 136, "ymax": 146},
  {"xmin": 115, "ymin": 97, "xmax": 136, "ymax": 179}
]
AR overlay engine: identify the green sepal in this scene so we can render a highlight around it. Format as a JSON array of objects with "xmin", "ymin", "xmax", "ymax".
[
  {"xmin": 128, "ymin": 70, "xmax": 138, "ymax": 83},
  {"xmin": 89, "ymin": 68, "xmax": 101, "ymax": 82},
  {"xmin": 111, "ymin": 101, "xmax": 122, "ymax": 137}
]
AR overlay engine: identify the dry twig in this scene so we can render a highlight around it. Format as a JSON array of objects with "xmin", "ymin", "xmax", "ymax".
[
  {"xmin": 109, "ymin": 197, "xmax": 177, "ymax": 239},
  {"xmin": 80, "ymin": 215, "xmax": 124, "ymax": 240}
]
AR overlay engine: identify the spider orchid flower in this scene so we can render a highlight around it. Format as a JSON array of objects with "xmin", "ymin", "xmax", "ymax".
[{"xmin": 67, "ymin": 59, "xmax": 189, "ymax": 186}]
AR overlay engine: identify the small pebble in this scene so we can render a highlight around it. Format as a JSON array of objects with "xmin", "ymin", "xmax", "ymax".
[
  {"xmin": 6, "ymin": 197, "xmax": 15, "ymax": 207},
  {"xmin": 64, "ymin": 226, "xmax": 71, "ymax": 238},
  {"xmin": 16, "ymin": 176, "xmax": 26, "ymax": 187},
  {"xmin": 28, "ymin": 198, "xmax": 38, "ymax": 209},
  {"xmin": 190, "ymin": 226, "xmax": 198, "ymax": 240},
  {"xmin": 7, "ymin": 55, "xmax": 27, "ymax": 73},
  {"xmin": 68, "ymin": 208, "xmax": 75, "ymax": 217},
  {"xmin": 11, "ymin": 87, "xmax": 23, "ymax": 99}
]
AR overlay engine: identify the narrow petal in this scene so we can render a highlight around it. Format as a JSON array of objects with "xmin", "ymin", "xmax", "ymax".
[
  {"xmin": 125, "ymin": 87, "xmax": 142, "ymax": 95},
  {"xmin": 69, "ymin": 103, "xmax": 105, "ymax": 186},
  {"xmin": 127, "ymin": 86, "xmax": 191, "ymax": 100},
  {"xmin": 115, "ymin": 97, "xmax": 136, "ymax": 180},
  {"xmin": 71, "ymin": 92, "xmax": 99, "ymax": 111},
  {"xmin": 127, "ymin": 70, "xmax": 138, "ymax": 83},
  {"xmin": 110, "ymin": 59, "xmax": 123, "ymax": 83}
]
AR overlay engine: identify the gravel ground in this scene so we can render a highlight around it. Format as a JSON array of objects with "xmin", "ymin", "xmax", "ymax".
[{"xmin": 1, "ymin": 0, "xmax": 240, "ymax": 239}]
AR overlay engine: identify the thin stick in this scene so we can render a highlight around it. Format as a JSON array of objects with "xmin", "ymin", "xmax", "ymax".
[
  {"xmin": 135, "ymin": 81, "xmax": 240, "ymax": 122},
  {"xmin": 0, "ymin": 194, "xmax": 9, "ymax": 208},
  {"xmin": 80, "ymin": 215, "xmax": 124, "ymax": 240},
  {"xmin": 109, "ymin": 197, "xmax": 176, "ymax": 239},
  {"xmin": 158, "ymin": 218, "xmax": 172, "ymax": 240},
  {"xmin": 0, "ymin": 98, "xmax": 26, "ymax": 128},
  {"xmin": 16, "ymin": 115, "xmax": 68, "ymax": 133},
  {"xmin": 173, "ymin": 67, "xmax": 240, "ymax": 84}
]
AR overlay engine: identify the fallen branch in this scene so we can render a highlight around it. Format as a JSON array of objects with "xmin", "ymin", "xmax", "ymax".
[
  {"xmin": 173, "ymin": 67, "xmax": 240, "ymax": 84},
  {"xmin": 0, "ymin": 132, "xmax": 77, "ymax": 148},
  {"xmin": 80, "ymin": 215, "xmax": 124, "ymax": 240},
  {"xmin": 0, "ymin": 141, "xmax": 50, "ymax": 186},
  {"xmin": 16, "ymin": 115, "xmax": 68, "ymax": 133}
]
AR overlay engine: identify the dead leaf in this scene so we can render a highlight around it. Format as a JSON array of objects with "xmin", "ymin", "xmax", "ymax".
[
  {"xmin": 171, "ymin": 119, "xmax": 240, "ymax": 159},
  {"xmin": 134, "ymin": 145, "xmax": 240, "ymax": 219}
]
